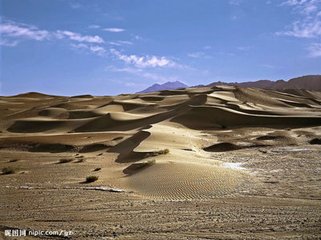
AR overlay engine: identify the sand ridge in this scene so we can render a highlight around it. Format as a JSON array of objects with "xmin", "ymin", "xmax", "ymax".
[{"xmin": 1, "ymin": 86, "xmax": 321, "ymax": 200}]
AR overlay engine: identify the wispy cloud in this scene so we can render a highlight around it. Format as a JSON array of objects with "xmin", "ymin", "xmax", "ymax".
[
  {"xmin": 104, "ymin": 28, "xmax": 125, "ymax": 33},
  {"xmin": 307, "ymin": 43, "xmax": 321, "ymax": 57},
  {"xmin": 0, "ymin": 19, "xmax": 106, "ymax": 56},
  {"xmin": 0, "ymin": 39, "xmax": 19, "ymax": 47},
  {"xmin": 107, "ymin": 66, "xmax": 180, "ymax": 83},
  {"xmin": 110, "ymin": 49, "xmax": 178, "ymax": 68},
  {"xmin": 55, "ymin": 30, "xmax": 104, "ymax": 43},
  {"xmin": 277, "ymin": 0, "xmax": 321, "ymax": 38},
  {"xmin": 277, "ymin": 20, "xmax": 321, "ymax": 38},
  {"xmin": 0, "ymin": 20, "xmax": 105, "ymax": 45},
  {"xmin": 71, "ymin": 43, "xmax": 106, "ymax": 56},
  {"xmin": 109, "ymin": 40, "xmax": 133, "ymax": 46},
  {"xmin": 0, "ymin": 21, "xmax": 49, "ymax": 41},
  {"xmin": 281, "ymin": 0, "xmax": 320, "ymax": 14}
]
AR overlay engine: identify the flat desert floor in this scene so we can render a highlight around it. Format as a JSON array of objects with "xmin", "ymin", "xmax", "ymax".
[{"xmin": 0, "ymin": 86, "xmax": 321, "ymax": 239}]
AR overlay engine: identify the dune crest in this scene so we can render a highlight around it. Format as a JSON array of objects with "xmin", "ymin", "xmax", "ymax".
[{"xmin": 1, "ymin": 86, "xmax": 321, "ymax": 199}]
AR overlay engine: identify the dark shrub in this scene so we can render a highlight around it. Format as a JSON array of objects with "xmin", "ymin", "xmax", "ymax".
[
  {"xmin": 85, "ymin": 176, "xmax": 98, "ymax": 183},
  {"xmin": 2, "ymin": 167, "xmax": 15, "ymax": 175}
]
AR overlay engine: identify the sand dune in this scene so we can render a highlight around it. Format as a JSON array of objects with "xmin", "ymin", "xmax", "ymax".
[
  {"xmin": 124, "ymin": 161, "xmax": 249, "ymax": 200},
  {"xmin": 1, "ymin": 85, "xmax": 321, "ymax": 200},
  {"xmin": 1, "ymin": 85, "xmax": 321, "ymax": 239},
  {"xmin": 172, "ymin": 105, "xmax": 321, "ymax": 130}
]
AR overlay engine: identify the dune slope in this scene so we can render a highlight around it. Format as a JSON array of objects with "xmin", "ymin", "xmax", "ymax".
[{"xmin": 0, "ymin": 85, "xmax": 321, "ymax": 200}]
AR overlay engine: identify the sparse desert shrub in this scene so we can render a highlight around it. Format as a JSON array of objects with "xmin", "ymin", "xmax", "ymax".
[
  {"xmin": 159, "ymin": 149, "xmax": 170, "ymax": 154},
  {"xmin": 85, "ymin": 176, "xmax": 98, "ymax": 183},
  {"xmin": 2, "ymin": 167, "xmax": 15, "ymax": 175},
  {"xmin": 8, "ymin": 159, "xmax": 18, "ymax": 163},
  {"xmin": 58, "ymin": 158, "xmax": 73, "ymax": 164},
  {"xmin": 145, "ymin": 149, "xmax": 170, "ymax": 158},
  {"xmin": 93, "ymin": 167, "xmax": 101, "ymax": 172}
]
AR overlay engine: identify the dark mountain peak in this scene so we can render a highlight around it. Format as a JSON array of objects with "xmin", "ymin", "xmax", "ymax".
[{"xmin": 138, "ymin": 81, "xmax": 188, "ymax": 93}]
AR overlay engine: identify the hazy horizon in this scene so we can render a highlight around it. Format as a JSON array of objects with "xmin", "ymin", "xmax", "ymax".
[{"xmin": 1, "ymin": 0, "xmax": 321, "ymax": 95}]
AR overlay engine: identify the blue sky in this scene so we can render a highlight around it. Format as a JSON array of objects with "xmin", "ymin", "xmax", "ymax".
[{"xmin": 1, "ymin": 0, "xmax": 321, "ymax": 96}]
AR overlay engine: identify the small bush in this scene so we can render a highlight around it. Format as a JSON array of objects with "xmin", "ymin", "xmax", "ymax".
[
  {"xmin": 159, "ymin": 149, "xmax": 170, "ymax": 154},
  {"xmin": 8, "ymin": 159, "xmax": 18, "ymax": 163},
  {"xmin": 2, "ymin": 167, "xmax": 15, "ymax": 175},
  {"xmin": 145, "ymin": 149, "xmax": 170, "ymax": 158},
  {"xmin": 93, "ymin": 167, "xmax": 101, "ymax": 172},
  {"xmin": 85, "ymin": 176, "xmax": 98, "ymax": 183},
  {"xmin": 58, "ymin": 158, "xmax": 73, "ymax": 164}
]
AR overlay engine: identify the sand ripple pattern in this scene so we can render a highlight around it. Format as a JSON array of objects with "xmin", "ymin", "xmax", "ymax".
[{"xmin": 126, "ymin": 162, "xmax": 247, "ymax": 200}]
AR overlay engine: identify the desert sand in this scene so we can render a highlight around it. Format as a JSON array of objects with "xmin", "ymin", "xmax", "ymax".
[{"xmin": 1, "ymin": 85, "xmax": 321, "ymax": 239}]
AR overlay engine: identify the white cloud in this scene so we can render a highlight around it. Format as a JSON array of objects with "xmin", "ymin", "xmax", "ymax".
[
  {"xmin": 110, "ymin": 49, "xmax": 178, "ymax": 68},
  {"xmin": 109, "ymin": 40, "xmax": 133, "ymax": 46},
  {"xmin": 55, "ymin": 30, "xmax": 104, "ymax": 43},
  {"xmin": 307, "ymin": 43, "xmax": 321, "ymax": 57},
  {"xmin": 71, "ymin": 43, "xmax": 106, "ymax": 56},
  {"xmin": 104, "ymin": 28, "xmax": 125, "ymax": 32},
  {"xmin": 0, "ymin": 20, "xmax": 106, "ymax": 49},
  {"xmin": 0, "ymin": 22, "xmax": 49, "ymax": 41},
  {"xmin": 282, "ymin": 0, "xmax": 319, "ymax": 14},
  {"xmin": 0, "ymin": 19, "xmax": 108, "ymax": 58},
  {"xmin": 277, "ymin": 19, "xmax": 321, "ymax": 38},
  {"xmin": 107, "ymin": 66, "xmax": 180, "ymax": 83},
  {"xmin": 0, "ymin": 39, "xmax": 19, "ymax": 47},
  {"xmin": 278, "ymin": 0, "xmax": 321, "ymax": 38}
]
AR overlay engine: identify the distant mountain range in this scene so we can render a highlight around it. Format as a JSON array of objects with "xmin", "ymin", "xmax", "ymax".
[
  {"xmin": 138, "ymin": 75, "xmax": 321, "ymax": 93},
  {"xmin": 208, "ymin": 75, "xmax": 321, "ymax": 91},
  {"xmin": 138, "ymin": 81, "xmax": 188, "ymax": 93}
]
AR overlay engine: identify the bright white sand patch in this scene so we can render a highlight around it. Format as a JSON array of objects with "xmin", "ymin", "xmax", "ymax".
[{"xmin": 223, "ymin": 162, "xmax": 246, "ymax": 170}]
